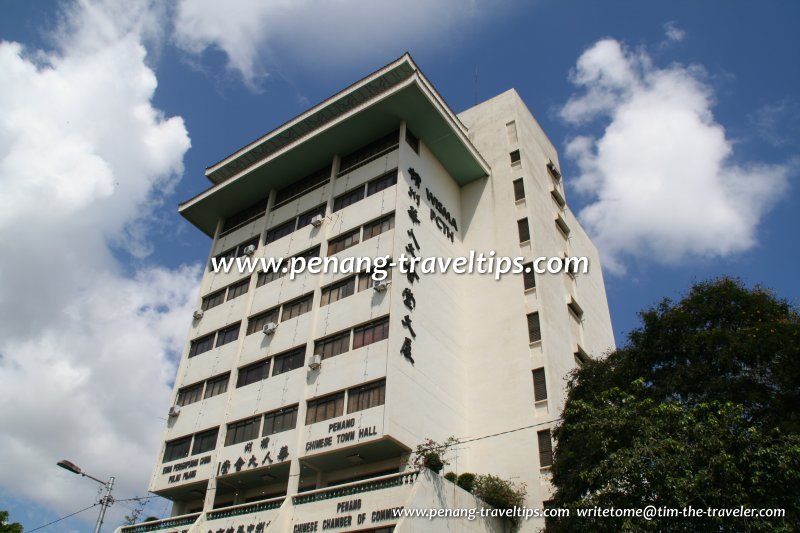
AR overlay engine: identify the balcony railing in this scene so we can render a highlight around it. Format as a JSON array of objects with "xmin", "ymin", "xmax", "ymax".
[
  {"xmin": 119, "ymin": 512, "xmax": 200, "ymax": 533},
  {"xmin": 293, "ymin": 471, "xmax": 418, "ymax": 505},
  {"xmin": 206, "ymin": 496, "xmax": 286, "ymax": 521}
]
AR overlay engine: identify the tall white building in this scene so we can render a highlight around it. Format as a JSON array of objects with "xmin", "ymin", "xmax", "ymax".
[{"xmin": 120, "ymin": 54, "xmax": 614, "ymax": 533}]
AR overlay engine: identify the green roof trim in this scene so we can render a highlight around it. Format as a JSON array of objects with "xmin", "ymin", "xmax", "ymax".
[{"xmin": 181, "ymin": 55, "xmax": 490, "ymax": 237}]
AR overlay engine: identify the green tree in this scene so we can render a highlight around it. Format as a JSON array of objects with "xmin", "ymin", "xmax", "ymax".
[
  {"xmin": 550, "ymin": 278, "xmax": 800, "ymax": 532},
  {"xmin": 0, "ymin": 510, "xmax": 23, "ymax": 533}
]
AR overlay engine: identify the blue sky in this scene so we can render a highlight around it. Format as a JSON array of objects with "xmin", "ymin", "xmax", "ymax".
[{"xmin": 0, "ymin": 1, "xmax": 798, "ymax": 531}]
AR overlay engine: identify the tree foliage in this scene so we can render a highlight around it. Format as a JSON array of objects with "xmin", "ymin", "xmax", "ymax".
[
  {"xmin": 0, "ymin": 510, "xmax": 23, "ymax": 533},
  {"xmin": 551, "ymin": 278, "xmax": 800, "ymax": 532}
]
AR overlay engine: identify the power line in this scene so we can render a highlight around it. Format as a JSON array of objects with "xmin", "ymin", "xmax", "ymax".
[
  {"xmin": 456, "ymin": 417, "xmax": 563, "ymax": 445},
  {"xmin": 28, "ymin": 503, "xmax": 99, "ymax": 532}
]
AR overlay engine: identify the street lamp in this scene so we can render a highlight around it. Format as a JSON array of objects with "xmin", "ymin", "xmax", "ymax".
[{"xmin": 57, "ymin": 460, "xmax": 115, "ymax": 533}]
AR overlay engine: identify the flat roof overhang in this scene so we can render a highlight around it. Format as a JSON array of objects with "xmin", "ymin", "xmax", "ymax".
[{"xmin": 179, "ymin": 60, "xmax": 490, "ymax": 237}]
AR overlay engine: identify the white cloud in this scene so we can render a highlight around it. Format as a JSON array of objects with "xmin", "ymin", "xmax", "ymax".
[
  {"xmin": 561, "ymin": 39, "xmax": 790, "ymax": 273},
  {"xmin": 663, "ymin": 21, "xmax": 685, "ymax": 44},
  {"xmin": 172, "ymin": 0, "xmax": 505, "ymax": 88},
  {"xmin": 0, "ymin": 0, "xmax": 196, "ymax": 527}
]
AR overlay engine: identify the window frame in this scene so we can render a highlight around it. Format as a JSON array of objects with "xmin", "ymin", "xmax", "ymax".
[
  {"xmin": 163, "ymin": 437, "xmax": 191, "ymax": 463},
  {"xmin": 305, "ymin": 392, "xmax": 345, "ymax": 425},
  {"xmin": 272, "ymin": 347, "xmax": 305, "ymax": 376},
  {"xmin": 204, "ymin": 373, "xmax": 230, "ymax": 399},
  {"xmin": 314, "ymin": 330, "xmax": 351, "ymax": 360},
  {"xmin": 191, "ymin": 427, "xmax": 219, "ymax": 455},
  {"xmin": 225, "ymin": 416, "xmax": 261, "ymax": 446},
  {"xmin": 262, "ymin": 405, "xmax": 299, "ymax": 436},
  {"xmin": 320, "ymin": 276, "xmax": 356, "ymax": 307},
  {"xmin": 176, "ymin": 382, "xmax": 203, "ymax": 407},
  {"xmin": 517, "ymin": 218, "xmax": 531, "ymax": 243},
  {"xmin": 215, "ymin": 323, "xmax": 240, "ymax": 348},
  {"xmin": 236, "ymin": 358, "xmax": 270, "ymax": 388},
  {"xmin": 281, "ymin": 293, "xmax": 313, "ymax": 321},
  {"xmin": 352, "ymin": 317, "xmax": 390, "ymax": 350},
  {"xmin": 347, "ymin": 379, "xmax": 386, "ymax": 414}
]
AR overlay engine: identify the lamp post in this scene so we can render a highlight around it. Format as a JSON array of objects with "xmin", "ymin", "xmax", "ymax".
[{"xmin": 57, "ymin": 460, "xmax": 115, "ymax": 533}]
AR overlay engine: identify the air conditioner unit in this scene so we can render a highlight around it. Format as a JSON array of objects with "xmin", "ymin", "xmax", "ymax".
[
  {"xmin": 373, "ymin": 279, "xmax": 389, "ymax": 292},
  {"xmin": 262, "ymin": 322, "xmax": 278, "ymax": 335},
  {"xmin": 243, "ymin": 244, "xmax": 257, "ymax": 256},
  {"xmin": 310, "ymin": 214, "xmax": 324, "ymax": 227},
  {"xmin": 168, "ymin": 406, "xmax": 180, "ymax": 418},
  {"xmin": 308, "ymin": 353, "xmax": 322, "ymax": 370},
  {"xmin": 193, "ymin": 310, "xmax": 204, "ymax": 320}
]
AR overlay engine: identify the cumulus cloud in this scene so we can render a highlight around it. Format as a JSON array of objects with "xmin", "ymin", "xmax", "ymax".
[
  {"xmin": 172, "ymin": 0, "xmax": 504, "ymax": 88},
  {"xmin": 560, "ymin": 39, "xmax": 790, "ymax": 273},
  {"xmin": 0, "ymin": 0, "xmax": 196, "ymax": 526}
]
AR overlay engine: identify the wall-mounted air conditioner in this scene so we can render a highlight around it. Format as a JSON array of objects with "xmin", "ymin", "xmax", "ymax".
[
  {"xmin": 243, "ymin": 244, "xmax": 256, "ymax": 256},
  {"xmin": 168, "ymin": 406, "xmax": 180, "ymax": 418},
  {"xmin": 311, "ymin": 215, "xmax": 324, "ymax": 227},
  {"xmin": 263, "ymin": 322, "xmax": 278, "ymax": 335},
  {"xmin": 373, "ymin": 279, "xmax": 389, "ymax": 292},
  {"xmin": 193, "ymin": 310, "xmax": 204, "ymax": 320},
  {"xmin": 308, "ymin": 353, "xmax": 322, "ymax": 370}
]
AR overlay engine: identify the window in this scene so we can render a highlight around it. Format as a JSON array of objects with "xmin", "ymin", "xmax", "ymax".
[
  {"xmin": 163, "ymin": 437, "xmax": 191, "ymax": 463},
  {"xmin": 204, "ymin": 374, "xmax": 229, "ymax": 399},
  {"xmin": 314, "ymin": 331, "xmax": 350, "ymax": 360},
  {"xmin": 333, "ymin": 188, "xmax": 365, "ymax": 212},
  {"xmin": 555, "ymin": 215, "xmax": 571, "ymax": 237},
  {"xmin": 363, "ymin": 214, "xmax": 394, "ymax": 241},
  {"xmin": 506, "ymin": 121, "xmax": 518, "ymax": 144},
  {"xmin": 551, "ymin": 188, "xmax": 566, "ymax": 209},
  {"xmin": 226, "ymin": 278, "xmax": 249, "ymax": 301},
  {"xmin": 176, "ymin": 383, "xmax": 203, "ymax": 406},
  {"xmin": 513, "ymin": 178, "xmax": 525, "ymax": 201},
  {"xmin": 274, "ymin": 166, "xmax": 331, "ymax": 207},
  {"xmin": 262, "ymin": 405, "xmax": 298, "ymax": 436},
  {"xmin": 352, "ymin": 317, "xmax": 390, "ymax": 349},
  {"xmin": 358, "ymin": 267, "xmax": 392, "ymax": 292},
  {"xmin": 297, "ymin": 204, "xmax": 326, "ymax": 229},
  {"xmin": 265, "ymin": 220, "xmax": 294, "ymax": 244},
  {"xmin": 533, "ymin": 368, "xmax": 547, "ymax": 402},
  {"xmin": 237, "ymin": 359, "xmax": 269, "ymax": 388},
  {"xmin": 367, "ymin": 170, "xmax": 398, "ymax": 196},
  {"xmin": 527, "ymin": 312, "xmax": 542, "ymax": 343},
  {"xmin": 320, "ymin": 277, "xmax": 355, "ymax": 306},
  {"xmin": 328, "ymin": 229, "xmax": 360, "ymax": 256},
  {"xmin": 347, "ymin": 380, "xmax": 385, "ymax": 414},
  {"xmin": 574, "ymin": 346, "xmax": 589, "ymax": 367},
  {"xmin": 225, "ymin": 416, "xmax": 261, "ymax": 446},
  {"xmin": 192, "ymin": 428, "xmax": 219, "ymax": 455},
  {"xmin": 234, "ymin": 237, "xmax": 259, "ymax": 258},
  {"xmin": 281, "ymin": 293, "xmax": 313, "ymax": 321},
  {"xmin": 257, "ymin": 265, "xmax": 284, "ymax": 287},
  {"xmin": 338, "ymin": 131, "xmax": 399, "ymax": 176},
  {"xmin": 272, "ymin": 347, "xmax": 305, "ymax": 376},
  {"xmin": 295, "ymin": 245, "xmax": 321, "ymax": 261},
  {"xmin": 305, "ymin": 392, "xmax": 345, "ymax": 425},
  {"xmin": 189, "ymin": 334, "xmax": 214, "ymax": 358},
  {"xmin": 221, "ymin": 199, "xmax": 267, "ymax": 234},
  {"xmin": 405, "ymin": 128, "xmax": 419, "ymax": 153},
  {"xmin": 537, "ymin": 429, "xmax": 553, "ymax": 467},
  {"xmin": 522, "ymin": 262, "xmax": 536, "ymax": 291},
  {"xmin": 568, "ymin": 298, "xmax": 584, "ymax": 320},
  {"xmin": 247, "ymin": 307, "xmax": 279, "ymax": 335},
  {"xmin": 517, "ymin": 218, "xmax": 531, "ymax": 243},
  {"xmin": 546, "ymin": 160, "xmax": 561, "ymax": 181},
  {"xmin": 510, "ymin": 150, "xmax": 521, "ymax": 165},
  {"xmin": 215, "ymin": 323, "xmax": 240, "ymax": 347},
  {"xmin": 201, "ymin": 289, "xmax": 225, "ymax": 311}
]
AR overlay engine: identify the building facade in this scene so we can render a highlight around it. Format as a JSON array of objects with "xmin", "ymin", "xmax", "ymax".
[{"xmin": 120, "ymin": 54, "xmax": 614, "ymax": 533}]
